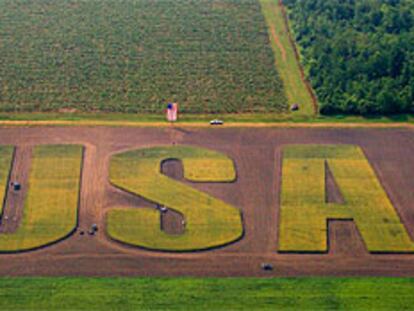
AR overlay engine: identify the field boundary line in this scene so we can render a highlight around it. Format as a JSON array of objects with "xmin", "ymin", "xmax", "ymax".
[{"xmin": 0, "ymin": 120, "xmax": 413, "ymax": 129}]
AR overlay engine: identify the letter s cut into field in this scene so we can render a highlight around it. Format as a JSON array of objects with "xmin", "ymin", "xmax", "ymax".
[{"xmin": 107, "ymin": 146, "xmax": 243, "ymax": 251}]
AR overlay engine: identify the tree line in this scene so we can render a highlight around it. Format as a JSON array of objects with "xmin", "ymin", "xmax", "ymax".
[{"xmin": 284, "ymin": 0, "xmax": 414, "ymax": 115}]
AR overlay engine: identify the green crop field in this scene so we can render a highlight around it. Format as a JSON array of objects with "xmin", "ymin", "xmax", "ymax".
[
  {"xmin": 108, "ymin": 146, "xmax": 243, "ymax": 251},
  {"xmin": 279, "ymin": 145, "xmax": 414, "ymax": 253},
  {"xmin": 0, "ymin": 146, "xmax": 13, "ymax": 216},
  {"xmin": 0, "ymin": 0, "xmax": 288, "ymax": 114},
  {"xmin": 0, "ymin": 145, "xmax": 83, "ymax": 252},
  {"xmin": 0, "ymin": 277, "xmax": 414, "ymax": 310}
]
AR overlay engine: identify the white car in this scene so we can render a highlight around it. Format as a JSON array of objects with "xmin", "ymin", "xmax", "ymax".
[{"xmin": 210, "ymin": 119, "xmax": 224, "ymax": 125}]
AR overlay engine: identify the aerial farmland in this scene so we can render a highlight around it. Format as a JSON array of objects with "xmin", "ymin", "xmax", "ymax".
[
  {"xmin": 0, "ymin": 0, "xmax": 289, "ymax": 113},
  {"xmin": 0, "ymin": 0, "xmax": 413, "ymax": 310}
]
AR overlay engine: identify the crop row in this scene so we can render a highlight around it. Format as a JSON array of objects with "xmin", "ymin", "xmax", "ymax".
[{"xmin": 0, "ymin": 0, "xmax": 287, "ymax": 113}]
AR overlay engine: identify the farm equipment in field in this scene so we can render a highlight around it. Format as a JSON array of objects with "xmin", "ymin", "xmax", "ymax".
[
  {"xmin": 158, "ymin": 205, "xmax": 168, "ymax": 213},
  {"xmin": 11, "ymin": 181, "xmax": 21, "ymax": 191},
  {"xmin": 261, "ymin": 263, "xmax": 274, "ymax": 271},
  {"xmin": 88, "ymin": 224, "xmax": 98, "ymax": 235},
  {"xmin": 290, "ymin": 103, "xmax": 299, "ymax": 111}
]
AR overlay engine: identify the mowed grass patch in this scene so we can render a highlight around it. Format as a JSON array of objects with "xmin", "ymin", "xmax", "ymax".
[
  {"xmin": 279, "ymin": 145, "xmax": 414, "ymax": 253},
  {"xmin": 0, "ymin": 0, "xmax": 287, "ymax": 113},
  {"xmin": 0, "ymin": 277, "xmax": 414, "ymax": 310},
  {"xmin": 108, "ymin": 146, "xmax": 242, "ymax": 251},
  {"xmin": 0, "ymin": 145, "xmax": 83, "ymax": 252},
  {"xmin": 0, "ymin": 146, "xmax": 14, "ymax": 216},
  {"xmin": 260, "ymin": 0, "xmax": 315, "ymax": 116}
]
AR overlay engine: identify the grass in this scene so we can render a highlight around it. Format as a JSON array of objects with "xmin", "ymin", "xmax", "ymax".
[
  {"xmin": 0, "ymin": 146, "xmax": 14, "ymax": 217},
  {"xmin": 107, "ymin": 146, "xmax": 242, "ymax": 251},
  {"xmin": 279, "ymin": 145, "xmax": 414, "ymax": 253},
  {"xmin": 0, "ymin": 112, "xmax": 412, "ymax": 127},
  {"xmin": 260, "ymin": 0, "xmax": 315, "ymax": 116},
  {"xmin": 0, "ymin": 277, "xmax": 413, "ymax": 310},
  {"xmin": 0, "ymin": 0, "xmax": 287, "ymax": 114},
  {"xmin": 0, "ymin": 145, "xmax": 83, "ymax": 252}
]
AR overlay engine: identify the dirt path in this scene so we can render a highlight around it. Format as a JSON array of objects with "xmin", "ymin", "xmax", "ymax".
[
  {"xmin": 0, "ymin": 146, "xmax": 31, "ymax": 233},
  {"xmin": 160, "ymin": 159, "xmax": 185, "ymax": 234},
  {"xmin": 268, "ymin": 22, "xmax": 287, "ymax": 62},
  {"xmin": 0, "ymin": 126, "xmax": 413, "ymax": 277},
  {"xmin": 325, "ymin": 161, "xmax": 345, "ymax": 204},
  {"xmin": 0, "ymin": 120, "xmax": 412, "ymax": 128}
]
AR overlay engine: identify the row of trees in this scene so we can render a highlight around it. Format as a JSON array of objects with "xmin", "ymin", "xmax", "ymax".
[{"xmin": 284, "ymin": 0, "xmax": 414, "ymax": 115}]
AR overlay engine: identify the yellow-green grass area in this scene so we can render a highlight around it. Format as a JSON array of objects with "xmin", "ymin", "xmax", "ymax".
[
  {"xmin": 1, "ymin": 277, "xmax": 414, "ymax": 311},
  {"xmin": 260, "ymin": 0, "xmax": 315, "ymax": 116},
  {"xmin": 108, "ymin": 146, "xmax": 243, "ymax": 251},
  {"xmin": 0, "ymin": 146, "xmax": 14, "ymax": 216},
  {"xmin": 279, "ymin": 144, "xmax": 414, "ymax": 253},
  {"xmin": 0, "ymin": 145, "xmax": 83, "ymax": 252}
]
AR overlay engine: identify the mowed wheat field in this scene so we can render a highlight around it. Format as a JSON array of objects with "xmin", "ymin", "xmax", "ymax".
[{"xmin": 0, "ymin": 0, "xmax": 288, "ymax": 113}]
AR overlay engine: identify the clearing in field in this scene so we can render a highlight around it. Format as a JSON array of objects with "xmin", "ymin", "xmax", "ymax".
[
  {"xmin": 0, "ymin": 145, "xmax": 83, "ymax": 252},
  {"xmin": 0, "ymin": 0, "xmax": 287, "ymax": 113},
  {"xmin": 260, "ymin": 0, "xmax": 316, "ymax": 116},
  {"xmin": 107, "ymin": 145, "xmax": 243, "ymax": 251},
  {"xmin": 279, "ymin": 145, "xmax": 414, "ymax": 253}
]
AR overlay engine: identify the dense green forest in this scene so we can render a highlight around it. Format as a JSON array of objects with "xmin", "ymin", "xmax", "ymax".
[{"xmin": 284, "ymin": 0, "xmax": 414, "ymax": 115}]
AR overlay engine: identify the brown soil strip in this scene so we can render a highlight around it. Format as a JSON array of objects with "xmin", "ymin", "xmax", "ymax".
[
  {"xmin": 0, "ymin": 146, "xmax": 32, "ymax": 233},
  {"xmin": 160, "ymin": 159, "xmax": 185, "ymax": 234},
  {"xmin": 160, "ymin": 210, "xmax": 185, "ymax": 235},
  {"xmin": 329, "ymin": 221, "xmax": 368, "ymax": 257},
  {"xmin": 161, "ymin": 159, "xmax": 184, "ymax": 181},
  {"xmin": 325, "ymin": 161, "xmax": 345, "ymax": 204},
  {"xmin": 0, "ymin": 120, "xmax": 412, "ymax": 129}
]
